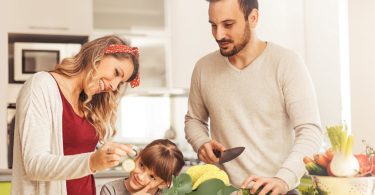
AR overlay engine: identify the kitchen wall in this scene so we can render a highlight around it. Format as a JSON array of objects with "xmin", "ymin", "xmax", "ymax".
[
  {"xmin": 349, "ymin": 0, "xmax": 375, "ymax": 152},
  {"xmin": 0, "ymin": 0, "xmax": 10, "ymax": 169},
  {"xmin": 304, "ymin": 0, "xmax": 344, "ymax": 131},
  {"xmin": 259, "ymin": 0, "xmax": 344, "ymax": 139},
  {"xmin": 257, "ymin": 0, "xmax": 305, "ymax": 58},
  {"xmin": 170, "ymin": 0, "xmax": 217, "ymax": 88}
]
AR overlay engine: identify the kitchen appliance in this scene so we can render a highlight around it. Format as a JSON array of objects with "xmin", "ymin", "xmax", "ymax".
[
  {"xmin": 12, "ymin": 42, "xmax": 81, "ymax": 82},
  {"xmin": 213, "ymin": 147, "xmax": 245, "ymax": 164}
]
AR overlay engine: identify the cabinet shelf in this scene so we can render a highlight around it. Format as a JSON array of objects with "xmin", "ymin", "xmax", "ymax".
[{"xmin": 93, "ymin": 0, "xmax": 165, "ymax": 31}]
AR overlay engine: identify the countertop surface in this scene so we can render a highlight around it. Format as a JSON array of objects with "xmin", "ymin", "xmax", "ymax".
[
  {"xmin": 94, "ymin": 169, "xmax": 129, "ymax": 178},
  {"xmin": 0, "ymin": 169, "xmax": 129, "ymax": 182},
  {"xmin": 0, "ymin": 169, "xmax": 12, "ymax": 182}
]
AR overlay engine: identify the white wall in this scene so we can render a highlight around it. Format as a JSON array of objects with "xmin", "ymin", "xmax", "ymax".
[
  {"xmin": 7, "ymin": 85, "xmax": 21, "ymax": 103},
  {"xmin": 349, "ymin": 0, "xmax": 375, "ymax": 152},
  {"xmin": 257, "ymin": 0, "xmax": 305, "ymax": 58},
  {"xmin": 259, "ymin": 0, "xmax": 343, "ymax": 131},
  {"xmin": 170, "ymin": 0, "xmax": 217, "ymax": 89},
  {"xmin": 304, "ymin": 0, "xmax": 343, "ymax": 130}
]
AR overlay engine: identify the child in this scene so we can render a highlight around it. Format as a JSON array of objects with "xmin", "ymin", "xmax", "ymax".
[{"xmin": 100, "ymin": 139, "xmax": 185, "ymax": 195}]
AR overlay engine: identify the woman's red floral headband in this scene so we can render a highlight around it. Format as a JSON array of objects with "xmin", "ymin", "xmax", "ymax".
[{"xmin": 104, "ymin": 44, "xmax": 140, "ymax": 88}]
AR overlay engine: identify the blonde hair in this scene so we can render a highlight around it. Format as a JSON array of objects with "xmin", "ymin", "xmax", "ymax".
[{"xmin": 54, "ymin": 35, "xmax": 139, "ymax": 141}]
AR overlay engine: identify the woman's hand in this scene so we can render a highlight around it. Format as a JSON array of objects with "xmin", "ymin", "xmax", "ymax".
[{"xmin": 89, "ymin": 142, "xmax": 134, "ymax": 172}]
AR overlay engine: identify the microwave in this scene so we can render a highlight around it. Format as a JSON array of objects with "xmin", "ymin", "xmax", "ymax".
[{"xmin": 12, "ymin": 42, "xmax": 81, "ymax": 82}]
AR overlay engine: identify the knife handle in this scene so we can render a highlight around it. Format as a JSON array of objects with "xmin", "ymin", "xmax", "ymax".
[{"xmin": 213, "ymin": 149, "xmax": 222, "ymax": 158}]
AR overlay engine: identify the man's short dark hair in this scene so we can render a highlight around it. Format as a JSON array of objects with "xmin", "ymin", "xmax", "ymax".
[{"xmin": 207, "ymin": 0, "xmax": 259, "ymax": 20}]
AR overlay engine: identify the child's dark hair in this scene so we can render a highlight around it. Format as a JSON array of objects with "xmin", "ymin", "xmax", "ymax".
[{"xmin": 138, "ymin": 139, "xmax": 185, "ymax": 183}]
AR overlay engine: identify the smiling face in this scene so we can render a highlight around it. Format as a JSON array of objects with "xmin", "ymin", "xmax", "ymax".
[
  {"xmin": 87, "ymin": 55, "xmax": 135, "ymax": 95},
  {"xmin": 209, "ymin": 0, "xmax": 257, "ymax": 57},
  {"xmin": 127, "ymin": 159, "xmax": 167, "ymax": 192}
]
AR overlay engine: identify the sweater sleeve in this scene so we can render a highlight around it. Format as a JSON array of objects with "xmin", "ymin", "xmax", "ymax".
[
  {"xmin": 274, "ymin": 53, "xmax": 324, "ymax": 190},
  {"xmin": 184, "ymin": 62, "xmax": 211, "ymax": 152},
  {"xmin": 100, "ymin": 184, "xmax": 115, "ymax": 195},
  {"xmin": 16, "ymin": 74, "xmax": 94, "ymax": 181},
  {"xmin": 100, "ymin": 179, "xmax": 128, "ymax": 195}
]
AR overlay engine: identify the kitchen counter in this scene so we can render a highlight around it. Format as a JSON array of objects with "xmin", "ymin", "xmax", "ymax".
[
  {"xmin": 0, "ymin": 169, "xmax": 12, "ymax": 182},
  {"xmin": 94, "ymin": 169, "xmax": 129, "ymax": 178},
  {"xmin": 0, "ymin": 169, "xmax": 129, "ymax": 181}
]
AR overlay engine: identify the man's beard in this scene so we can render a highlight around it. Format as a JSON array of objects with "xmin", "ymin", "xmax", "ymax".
[{"xmin": 217, "ymin": 24, "xmax": 250, "ymax": 57}]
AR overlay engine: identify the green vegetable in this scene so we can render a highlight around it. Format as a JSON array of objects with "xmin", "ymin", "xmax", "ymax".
[
  {"xmin": 326, "ymin": 125, "xmax": 359, "ymax": 177},
  {"xmin": 163, "ymin": 173, "xmax": 192, "ymax": 195},
  {"xmin": 305, "ymin": 162, "xmax": 328, "ymax": 176},
  {"xmin": 238, "ymin": 186, "xmax": 272, "ymax": 195},
  {"xmin": 327, "ymin": 125, "xmax": 354, "ymax": 157},
  {"xmin": 188, "ymin": 179, "xmax": 236, "ymax": 195},
  {"xmin": 301, "ymin": 185, "xmax": 328, "ymax": 195},
  {"xmin": 162, "ymin": 173, "xmax": 236, "ymax": 195}
]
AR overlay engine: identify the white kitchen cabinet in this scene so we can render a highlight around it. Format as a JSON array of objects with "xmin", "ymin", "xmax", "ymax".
[
  {"xmin": 93, "ymin": 0, "xmax": 165, "ymax": 32},
  {"xmin": 92, "ymin": 0, "xmax": 173, "ymax": 94},
  {"xmin": 93, "ymin": 0, "xmax": 217, "ymax": 91},
  {"xmin": 7, "ymin": 0, "xmax": 92, "ymax": 35}
]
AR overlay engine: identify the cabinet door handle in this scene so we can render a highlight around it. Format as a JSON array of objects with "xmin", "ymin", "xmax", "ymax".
[{"xmin": 28, "ymin": 26, "xmax": 69, "ymax": 31}]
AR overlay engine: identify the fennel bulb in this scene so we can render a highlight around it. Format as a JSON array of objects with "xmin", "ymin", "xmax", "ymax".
[
  {"xmin": 330, "ymin": 151, "xmax": 359, "ymax": 177},
  {"xmin": 327, "ymin": 125, "xmax": 359, "ymax": 177}
]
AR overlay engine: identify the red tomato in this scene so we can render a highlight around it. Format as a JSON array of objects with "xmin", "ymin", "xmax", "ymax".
[{"xmin": 355, "ymin": 154, "xmax": 372, "ymax": 176}]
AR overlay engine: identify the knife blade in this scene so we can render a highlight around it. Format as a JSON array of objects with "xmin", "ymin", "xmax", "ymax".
[{"xmin": 213, "ymin": 147, "xmax": 245, "ymax": 164}]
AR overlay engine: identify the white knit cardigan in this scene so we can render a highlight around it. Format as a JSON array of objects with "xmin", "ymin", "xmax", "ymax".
[{"xmin": 11, "ymin": 72, "xmax": 94, "ymax": 195}]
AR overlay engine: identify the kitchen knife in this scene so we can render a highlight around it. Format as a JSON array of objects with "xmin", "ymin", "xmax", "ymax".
[{"xmin": 213, "ymin": 147, "xmax": 245, "ymax": 164}]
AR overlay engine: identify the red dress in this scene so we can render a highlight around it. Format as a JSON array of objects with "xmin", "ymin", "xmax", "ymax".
[{"xmin": 58, "ymin": 86, "xmax": 99, "ymax": 195}]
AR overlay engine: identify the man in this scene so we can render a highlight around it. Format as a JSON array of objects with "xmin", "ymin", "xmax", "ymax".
[{"xmin": 184, "ymin": 0, "xmax": 323, "ymax": 194}]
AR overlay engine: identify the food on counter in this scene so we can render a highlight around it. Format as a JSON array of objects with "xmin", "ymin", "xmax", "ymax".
[
  {"xmin": 121, "ymin": 159, "xmax": 135, "ymax": 172},
  {"xmin": 303, "ymin": 156, "xmax": 327, "ymax": 176},
  {"xmin": 355, "ymin": 154, "xmax": 373, "ymax": 176},
  {"xmin": 324, "ymin": 148, "xmax": 334, "ymax": 161},
  {"xmin": 186, "ymin": 164, "xmax": 229, "ymax": 190},
  {"xmin": 304, "ymin": 125, "xmax": 374, "ymax": 177},
  {"xmin": 326, "ymin": 125, "xmax": 359, "ymax": 177},
  {"xmin": 163, "ymin": 164, "xmax": 236, "ymax": 195},
  {"xmin": 313, "ymin": 154, "xmax": 329, "ymax": 168},
  {"xmin": 303, "ymin": 126, "xmax": 375, "ymax": 194}
]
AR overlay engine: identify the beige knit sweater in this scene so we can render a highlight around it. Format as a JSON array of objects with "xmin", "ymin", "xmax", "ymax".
[
  {"xmin": 12, "ymin": 72, "xmax": 94, "ymax": 195},
  {"xmin": 185, "ymin": 42, "xmax": 323, "ymax": 190}
]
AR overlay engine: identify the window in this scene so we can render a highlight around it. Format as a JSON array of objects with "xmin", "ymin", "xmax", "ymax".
[{"xmin": 114, "ymin": 96, "xmax": 171, "ymax": 144}]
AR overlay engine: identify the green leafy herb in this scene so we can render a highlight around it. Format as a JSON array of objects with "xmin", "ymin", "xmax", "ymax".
[
  {"xmin": 239, "ymin": 186, "xmax": 272, "ymax": 195},
  {"xmin": 163, "ymin": 173, "xmax": 192, "ymax": 195},
  {"xmin": 300, "ymin": 185, "xmax": 328, "ymax": 195}
]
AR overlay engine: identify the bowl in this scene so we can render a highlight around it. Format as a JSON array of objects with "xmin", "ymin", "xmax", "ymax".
[{"xmin": 310, "ymin": 175, "xmax": 375, "ymax": 195}]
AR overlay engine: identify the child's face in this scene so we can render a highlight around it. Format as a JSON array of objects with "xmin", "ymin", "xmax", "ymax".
[{"xmin": 127, "ymin": 159, "xmax": 168, "ymax": 192}]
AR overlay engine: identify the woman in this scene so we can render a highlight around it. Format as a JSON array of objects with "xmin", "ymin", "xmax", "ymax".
[{"xmin": 11, "ymin": 35, "xmax": 140, "ymax": 195}]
